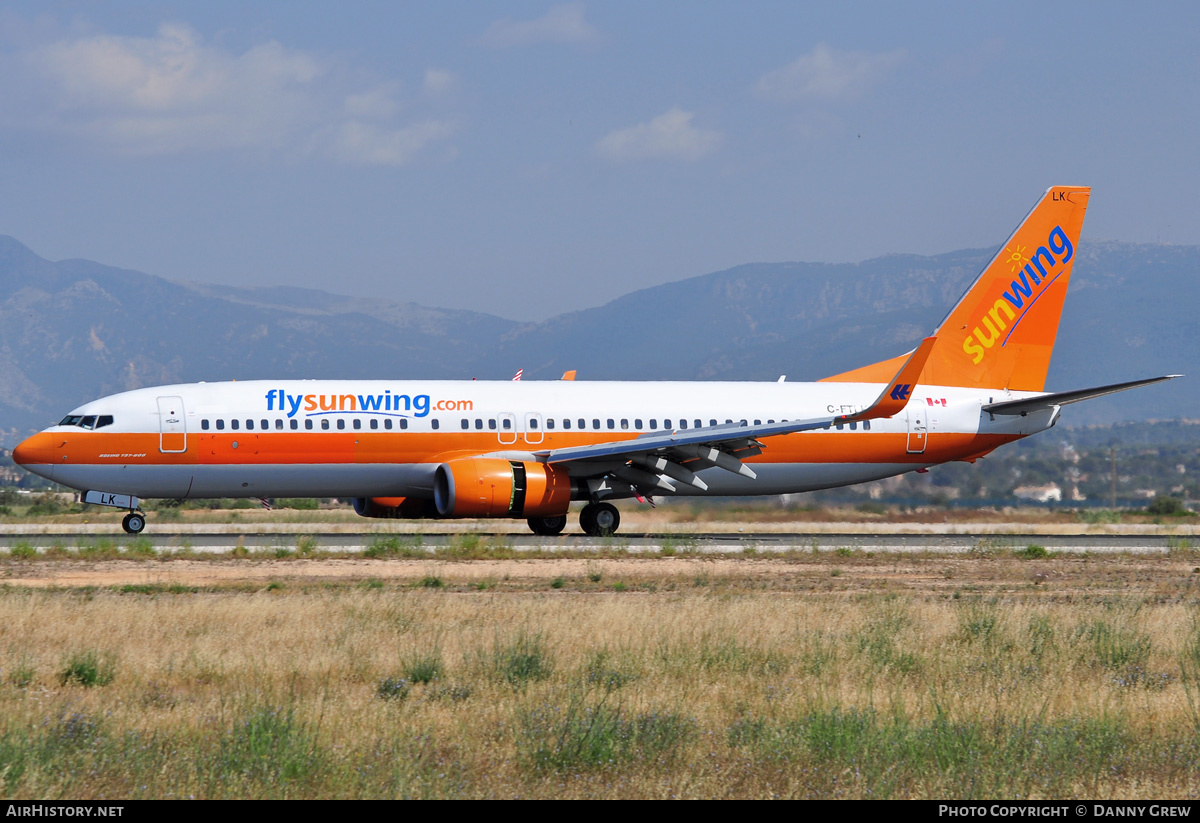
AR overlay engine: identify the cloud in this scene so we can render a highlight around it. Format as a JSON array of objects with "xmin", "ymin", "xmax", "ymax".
[
  {"xmin": 344, "ymin": 83, "xmax": 402, "ymax": 119},
  {"xmin": 422, "ymin": 68, "xmax": 454, "ymax": 97},
  {"xmin": 596, "ymin": 108, "xmax": 721, "ymax": 163},
  {"xmin": 755, "ymin": 43, "xmax": 905, "ymax": 102},
  {"xmin": 1, "ymin": 22, "xmax": 455, "ymax": 165},
  {"xmin": 332, "ymin": 120, "xmax": 456, "ymax": 167},
  {"xmin": 481, "ymin": 3, "xmax": 599, "ymax": 48}
]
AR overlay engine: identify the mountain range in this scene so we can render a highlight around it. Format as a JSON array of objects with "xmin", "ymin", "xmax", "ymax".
[{"xmin": 0, "ymin": 234, "xmax": 1192, "ymax": 447}]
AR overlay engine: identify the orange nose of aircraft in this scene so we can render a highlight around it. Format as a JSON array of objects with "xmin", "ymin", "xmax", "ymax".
[{"xmin": 11, "ymin": 433, "xmax": 55, "ymax": 475}]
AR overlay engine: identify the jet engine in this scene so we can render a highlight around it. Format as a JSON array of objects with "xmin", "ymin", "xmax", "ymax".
[{"xmin": 433, "ymin": 458, "xmax": 571, "ymax": 518}]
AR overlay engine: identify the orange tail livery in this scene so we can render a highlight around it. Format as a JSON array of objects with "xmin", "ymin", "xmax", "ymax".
[{"xmin": 824, "ymin": 186, "xmax": 1091, "ymax": 391}]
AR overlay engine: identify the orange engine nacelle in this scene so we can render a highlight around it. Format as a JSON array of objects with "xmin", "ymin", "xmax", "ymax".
[
  {"xmin": 433, "ymin": 459, "xmax": 572, "ymax": 518},
  {"xmin": 352, "ymin": 497, "xmax": 439, "ymax": 519}
]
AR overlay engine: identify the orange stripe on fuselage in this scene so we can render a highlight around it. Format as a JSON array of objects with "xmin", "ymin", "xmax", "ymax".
[{"xmin": 29, "ymin": 429, "xmax": 1022, "ymax": 468}]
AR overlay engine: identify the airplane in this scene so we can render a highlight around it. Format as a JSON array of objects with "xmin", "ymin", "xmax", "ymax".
[{"xmin": 11, "ymin": 186, "xmax": 1179, "ymax": 536}]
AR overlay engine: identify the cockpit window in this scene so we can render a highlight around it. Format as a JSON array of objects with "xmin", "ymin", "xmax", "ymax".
[{"xmin": 59, "ymin": 414, "xmax": 115, "ymax": 429}]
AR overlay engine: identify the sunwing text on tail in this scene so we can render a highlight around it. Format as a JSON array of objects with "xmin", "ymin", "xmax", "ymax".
[{"xmin": 12, "ymin": 186, "xmax": 1180, "ymax": 535}]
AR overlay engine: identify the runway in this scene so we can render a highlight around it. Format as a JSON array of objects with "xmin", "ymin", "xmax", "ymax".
[{"xmin": 0, "ymin": 528, "xmax": 1191, "ymax": 555}]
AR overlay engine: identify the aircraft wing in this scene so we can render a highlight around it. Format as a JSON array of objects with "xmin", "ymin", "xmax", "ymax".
[
  {"xmin": 534, "ymin": 337, "xmax": 936, "ymax": 491},
  {"xmin": 981, "ymin": 375, "xmax": 1182, "ymax": 417}
]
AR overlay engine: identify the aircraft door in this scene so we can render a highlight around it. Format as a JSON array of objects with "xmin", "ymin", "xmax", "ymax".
[
  {"xmin": 157, "ymin": 396, "xmax": 187, "ymax": 453},
  {"xmin": 497, "ymin": 413, "xmax": 517, "ymax": 445},
  {"xmin": 906, "ymin": 407, "xmax": 928, "ymax": 454},
  {"xmin": 523, "ymin": 413, "xmax": 544, "ymax": 445}
]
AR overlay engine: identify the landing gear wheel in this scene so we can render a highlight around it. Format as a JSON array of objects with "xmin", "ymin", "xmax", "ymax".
[
  {"xmin": 580, "ymin": 502, "xmax": 620, "ymax": 537},
  {"xmin": 122, "ymin": 512, "xmax": 146, "ymax": 535},
  {"xmin": 527, "ymin": 515, "xmax": 568, "ymax": 536}
]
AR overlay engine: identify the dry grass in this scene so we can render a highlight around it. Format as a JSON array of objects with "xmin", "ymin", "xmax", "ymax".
[{"xmin": 0, "ymin": 553, "xmax": 1199, "ymax": 798}]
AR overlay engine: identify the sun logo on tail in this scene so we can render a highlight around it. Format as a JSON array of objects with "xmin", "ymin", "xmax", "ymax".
[{"xmin": 1005, "ymin": 243, "xmax": 1029, "ymax": 273}]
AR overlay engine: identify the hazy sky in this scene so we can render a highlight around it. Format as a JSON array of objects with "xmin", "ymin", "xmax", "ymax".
[{"xmin": 1, "ymin": 2, "xmax": 1197, "ymax": 320}]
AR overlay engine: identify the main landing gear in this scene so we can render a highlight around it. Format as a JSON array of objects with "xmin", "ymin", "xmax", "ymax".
[
  {"xmin": 579, "ymin": 502, "xmax": 620, "ymax": 537},
  {"xmin": 527, "ymin": 514, "xmax": 568, "ymax": 536},
  {"xmin": 121, "ymin": 511, "xmax": 146, "ymax": 535},
  {"xmin": 526, "ymin": 504, "xmax": 621, "ymax": 536}
]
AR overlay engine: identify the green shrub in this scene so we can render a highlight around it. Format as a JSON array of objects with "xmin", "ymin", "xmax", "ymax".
[
  {"xmin": 485, "ymin": 631, "xmax": 553, "ymax": 688},
  {"xmin": 1015, "ymin": 544, "xmax": 1051, "ymax": 559},
  {"xmin": 376, "ymin": 677, "xmax": 410, "ymax": 700},
  {"xmin": 1147, "ymin": 496, "xmax": 1190, "ymax": 516},
  {"xmin": 58, "ymin": 650, "xmax": 116, "ymax": 688},
  {"xmin": 9, "ymin": 541, "xmax": 36, "ymax": 559},
  {"xmin": 403, "ymin": 650, "xmax": 444, "ymax": 684}
]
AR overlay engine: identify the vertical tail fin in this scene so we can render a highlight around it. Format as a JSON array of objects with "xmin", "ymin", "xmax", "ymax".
[{"xmin": 823, "ymin": 186, "xmax": 1090, "ymax": 391}]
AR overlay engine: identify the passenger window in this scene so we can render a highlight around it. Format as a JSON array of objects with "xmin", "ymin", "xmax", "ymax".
[
  {"xmin": 432, "ymin": 419, "xmax": 440, "ymax": 430},
  {"xmin": 849, "ymin": 421, "xmax": 858, "ymax": 430},
  {"xmin": 231, "ymin": 420, "xmax": 240, "ymax": 430},
  {"xmin": 201, "ymin": 419, "xmax": 210, "ymax": 431},
  {"xmin": 863, "ymin": 420, "xmax": 871, "ymax": 431},
  {"xmin": 768, "ymin": 419, "xmax": 775, "ymax": 424},
  {"xmin": 321, "ymin": 420, "xmax": 330, "ymax": 430},
  {"xmin": 400, "ymin": 419, "xmax": 407, "ymax": 430},
  {"xmin": 739, "ymin": 419, "xmax": 747, "ymax": 426},
  {"xmin": 353, "ymin": 419, "xmax": 361, "ymax": 430},
  {"xmin": 488, "ymin": 419, "xmax": 496, "ymax": 430},
  {"xmin": 260, "ymin": 419, "xmax": 268, "ymax": 429},
  {"xmin": 754, "ymin": 420, "xmax": 761, "ymax": 426},
  {"xmin": 337, "ymin": 419, "xmax": 345, "ymax": 430},
  {"xmin": 592, "ymin": 419, "xmax": 600, "ymax": 429},
  {"xmin": 579, "ymin": 419, "xmax": 587, "ymax": 429},
  {"xmin": 696, "ymin": 420, "xmax": 703, "ymax": 428},
  {"xmin": 835, "ymin": 422, "xmax": 844, "ymax": 431},
  {"xmin": 664, "ymin": 419, "xmax": 672, "ymax": 429},
  {"xmin": 475, "ymin": 419, "xmax": 483, "ymax": 430},
  {"xmin": 383, "ymin": 419, "xmax": 391, "ymax": 430},
  {"xmin": 529, "ymin": 419, "xmax": 538, "ymax": 430},
  {"xmin": 709, "ymin": 420, "xmax": 717, "ymax": 427},
  {"xmin": 634, "ymin": 419, "xmax": 642, "ymax": 429},
  {"xmin": 502, "ymin": 419, "xmax": 512, "ymax": 429},
  {"xmin": 370, "ymin": 419, "xmax": 378, "ymax": 430},
  {"xmin": 290, "ymin": 420, "xmax": 298, "ymax": 430},
  {"xmin": 461, "ymin": 419, "xmax": 469, "ymax": 430},
  {"xmin": 246, "ymin": 420, "xmax": 254, "ymax": 430},
  {"xmin": 216, "ymin": 420, "xmax": 225, "ymax": 430},
  {"xmin": 679, "ymin": 420, "xmax": 688, "ymax": 429},
  {"xmin": 607, "ymin": 419, "xmax": 614, "ymax": 430},
  {"xmin": 275, "ymin": 419, "xmax": 283, "ymax": 430},
  {"xmin": 305, "ymin": 420, "xmax": 313, "ymax": 430},
  {"xmin": 649, "ymin": 419, "xmax": 657, "ymax": 430},
  {"xmin": 546, "ymin": 419, "xmax": 554, "ymax": 429},
  {"xmin": 620, "ymin": 419, "xmax": 628, "ymax": 430},
  {"xmin": 560, "ymin": 418, "xmax": 569, "ymax": 429}
]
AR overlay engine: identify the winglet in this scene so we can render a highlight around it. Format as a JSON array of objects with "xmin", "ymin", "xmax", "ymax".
[
  {"xmin": 847, "ymin": 336, "xmax": 937, "ymax": 421},
  {"xmin": 561, "ymin": 370, "xmax": 577, "ymax": 381}
]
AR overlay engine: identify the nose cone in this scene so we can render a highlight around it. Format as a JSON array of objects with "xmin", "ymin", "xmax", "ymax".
[{"xmin": 11, "ymin": 433, "xmax": 56, "ymax": 479}]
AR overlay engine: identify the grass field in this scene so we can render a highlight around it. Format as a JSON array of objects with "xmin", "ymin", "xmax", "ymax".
[{"xmin": 0, "ymin": 548, "xmax": 1199, "ymax": 798}]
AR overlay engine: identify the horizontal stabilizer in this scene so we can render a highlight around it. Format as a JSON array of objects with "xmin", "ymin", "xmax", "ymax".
[{"xmin": 982, "ymin": 375, "xmax": 1182, "ymax": 416}]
